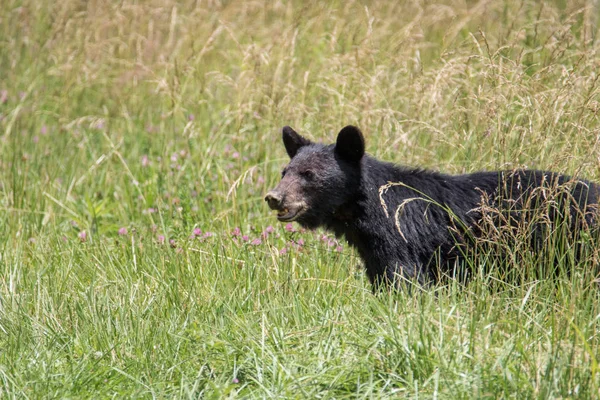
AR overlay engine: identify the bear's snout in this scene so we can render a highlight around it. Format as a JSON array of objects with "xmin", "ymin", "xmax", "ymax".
[{"xmin": 265, "ymin": 191, "xmax": 283, "ymax": 210}]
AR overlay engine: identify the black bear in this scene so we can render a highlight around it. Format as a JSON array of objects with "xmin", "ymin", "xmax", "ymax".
[{"xmin": 265, "ymin": 125, "xmax": 600, "ymax": 288}]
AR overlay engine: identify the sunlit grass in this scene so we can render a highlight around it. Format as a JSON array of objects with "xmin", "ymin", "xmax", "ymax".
[{"xmin": 1, "ymin": 0, "xmax": 600, "ymax": 397}]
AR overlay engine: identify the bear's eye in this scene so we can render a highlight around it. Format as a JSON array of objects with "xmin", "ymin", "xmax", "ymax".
[
  {"xmin": 281, "ymin": 168, "xmax": 287, "ymax": 178},
  {"xmin": 301, "ymin": 170, "xmax": 315, "ymax": 180}
]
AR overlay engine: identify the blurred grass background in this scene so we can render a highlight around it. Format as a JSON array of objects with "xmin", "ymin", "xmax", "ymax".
[{"xmin": 1, "ymin": 0, "xmax": 600, "ymax": 397}]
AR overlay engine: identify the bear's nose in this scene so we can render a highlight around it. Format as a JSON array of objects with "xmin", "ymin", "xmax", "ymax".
[{"xmin": 265, "ymin": 191, "xmax": 283, "ymax": 210}]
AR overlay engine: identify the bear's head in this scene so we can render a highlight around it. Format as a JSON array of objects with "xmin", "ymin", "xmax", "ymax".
[{"xmin": 265, "ymin": 125, "xmax": 365, "ymax": 229}]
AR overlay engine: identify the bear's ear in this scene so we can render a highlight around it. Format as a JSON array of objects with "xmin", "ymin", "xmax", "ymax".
[
  {"xmin": 335, "ymin": 125, "xmax": 365, "ymax": 163},
  {"xmin": 282, "ymin": 126, "xmax": 311, "ymax": 158}
]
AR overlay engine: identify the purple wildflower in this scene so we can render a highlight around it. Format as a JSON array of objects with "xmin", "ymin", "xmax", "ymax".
[
  {"xmin": 250, "ymin": 238, "xmax": 262, "ymax": 245},
  {"xmin": 118, "ymin": 227, "xmax": 128, "ymax": 236},
  {"xmin": 193, "ymin": 228, "xmax": 202, "ymax": 237},
  {"xmin": 78, "ymin": 231, "xmax": 87, "ymax": 242},
  {"xmin": 285, "ymin": 223, "xmax": 295, "ymax": 232},
  {"xmin": 157, "ymin": 235, "xmax": 165, "ymax": 244},
  {"xmin": 232, "ymin": 227, "xmax": 241, "ymax": 237}
]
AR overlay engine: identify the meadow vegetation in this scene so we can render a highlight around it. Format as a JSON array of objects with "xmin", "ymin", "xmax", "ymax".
[{"xmin": 1, "ymin": 0, "xmax": 600, "ymax": 397}]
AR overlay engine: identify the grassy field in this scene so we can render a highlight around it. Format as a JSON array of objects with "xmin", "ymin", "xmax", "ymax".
[{"xmin": 2, "ymin": 0, "xmax": 600, "ymax": 398}]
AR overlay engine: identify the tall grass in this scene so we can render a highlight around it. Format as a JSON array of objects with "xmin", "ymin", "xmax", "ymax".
[{"xmin": 1, "ymin": 0, "xmax": 600, "ymax": 397}]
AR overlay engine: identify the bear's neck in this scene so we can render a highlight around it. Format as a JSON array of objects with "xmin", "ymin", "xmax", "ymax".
[
  {"xmin": 327, "ymin": 154, "xmax": 437, "ymax": 231},
  {"xmin": 324, "ymin": 156, "xmax": 453, "ymax": 281}
]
